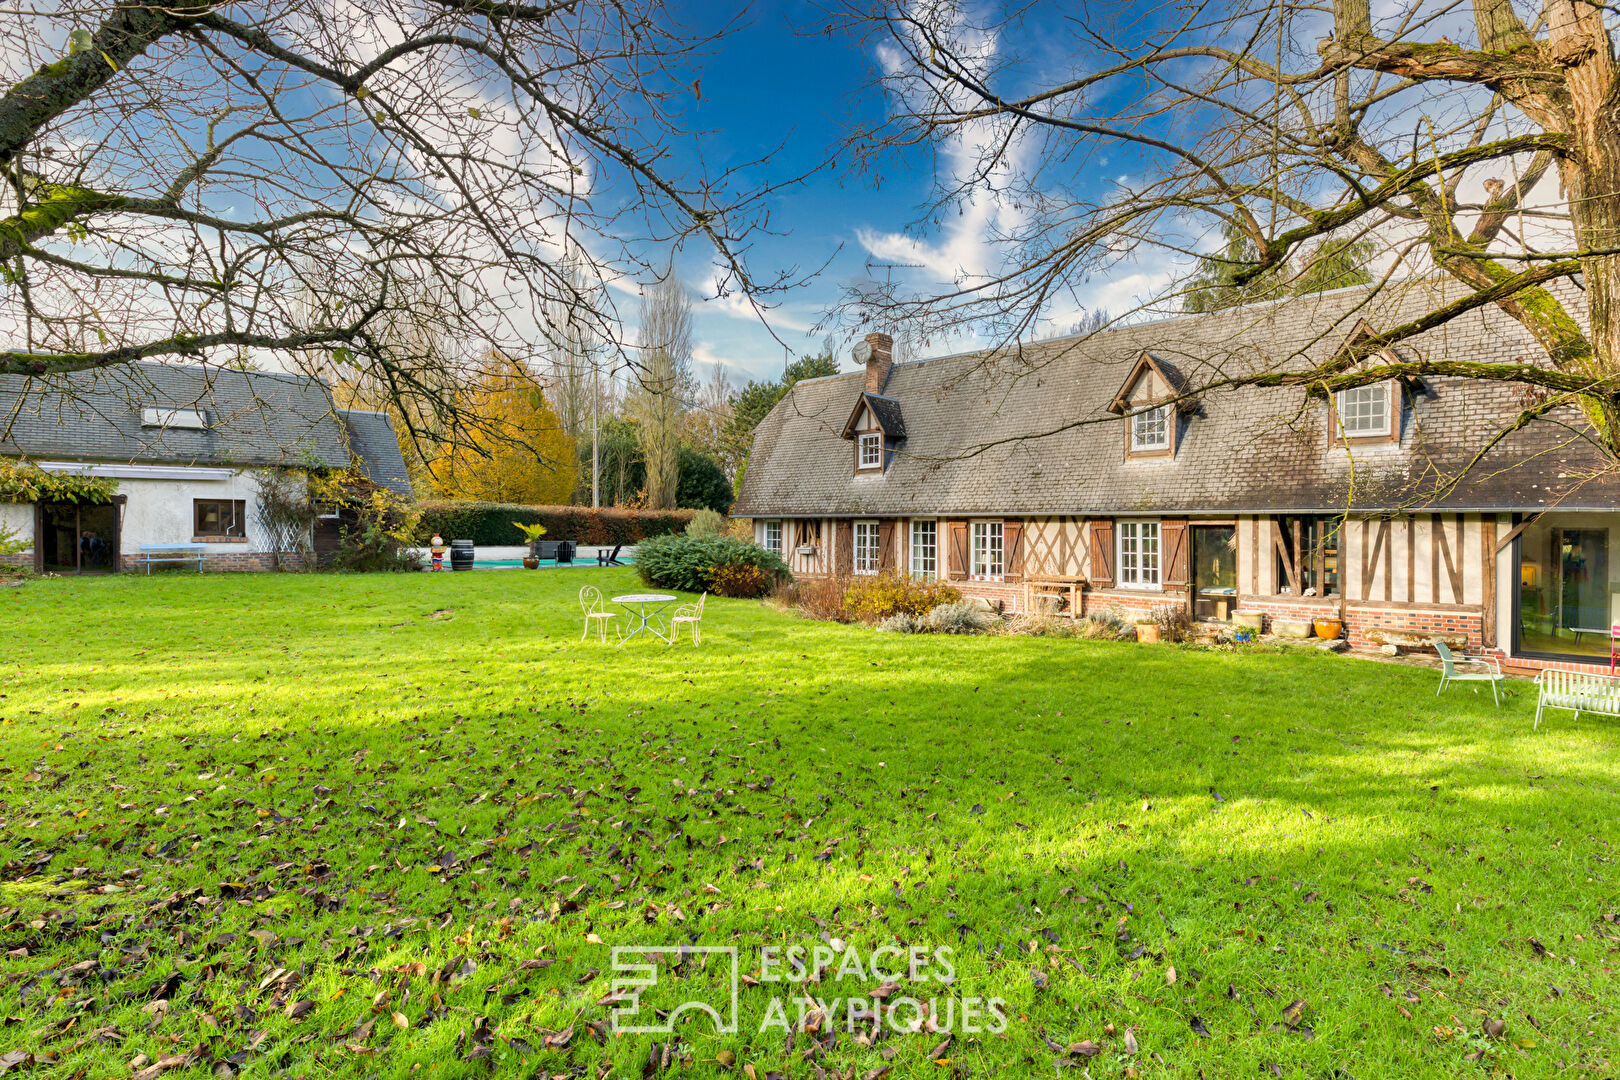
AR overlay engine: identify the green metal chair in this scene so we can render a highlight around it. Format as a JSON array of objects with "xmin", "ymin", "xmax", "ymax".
[{"xmin": 1433, "ymin": 641, "xmax": 1503, "ymax": 706}]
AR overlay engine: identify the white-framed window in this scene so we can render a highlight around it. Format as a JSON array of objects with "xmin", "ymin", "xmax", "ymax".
[
  {"xmin": 1335, "ymin": 385, "xmax": 1391, "ymax": 437},
  {"xmin": 909, "ymin": 519, "xmax": 937, "ymax": 580},
  {"xmin": 1117, "ymin": 520, "xmax": 1161, "ymax": 589},
  {"xmin": 853, "ymin": 520, "xmax": 881, "ymax": 575},
  {"xmin": 762, "ymin": 519, "xmax": 782, "ymax": 555},
  {"xmin": 858, "ymin": 431, "xmax": 883, "ymax": 469},
  {"xmin": 971, "ymin": 520, "xmax": 1004, "ymax": 580},
  {"xmin": 1131, "ymin": 404, "xmax": 1170, "ymax": 451}
]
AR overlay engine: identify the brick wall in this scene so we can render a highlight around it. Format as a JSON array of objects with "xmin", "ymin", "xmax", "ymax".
[
  {"xmin": 116, "ymin": 551, "xmax": 313, "ymax": 573},
  {"xmin": 1342, "ymin": 605, "xmax": 1486, "ymax": 650}
]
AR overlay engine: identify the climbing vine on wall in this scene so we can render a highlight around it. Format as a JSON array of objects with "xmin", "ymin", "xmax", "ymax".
[{"xmin": 0, "ymin": 459, "xmax": 118, "ymax": 504}]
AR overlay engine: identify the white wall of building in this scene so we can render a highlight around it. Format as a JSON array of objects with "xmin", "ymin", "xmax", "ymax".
[{"xmin": 1, "ymin": 464, "xmax": 285, "ymax": 558}]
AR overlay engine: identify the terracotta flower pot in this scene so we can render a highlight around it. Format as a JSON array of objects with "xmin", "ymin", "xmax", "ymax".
[
  {"xmin": 1314, "ymin": 618, "xmax": 1343, "ymax": 640},
  {"xmin": 1135, "ymin": 622, "xmax": 1161, "ymax": 644}
]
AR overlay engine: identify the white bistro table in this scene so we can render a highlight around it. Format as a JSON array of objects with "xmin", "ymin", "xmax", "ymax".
[{"xmin": 612, "ymin": 593, "xmax": 677, "ymax": 645}]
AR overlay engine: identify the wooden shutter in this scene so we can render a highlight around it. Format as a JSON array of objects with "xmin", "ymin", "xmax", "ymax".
[
  {"xmin": 835, "ymin": 520, "xmax": 853, "ymax": 576},
  {"xmin": 1161, "ymin": 519, "xmax": 1189, "ymax": 588},
  {"xmin": 1089, "ymin": 519, "xmax": 1115, "ymax": 587},
  {"xmin": 946, "ymin": 521, "xmax": 969, "ymax": 580},
  {"xmin": 877, "ymin": 520, "xmax": 896, "ymax": 572},
  {"xmin": 1003, "ymin": 520, "xmax": 1025, "ymax": 582}
]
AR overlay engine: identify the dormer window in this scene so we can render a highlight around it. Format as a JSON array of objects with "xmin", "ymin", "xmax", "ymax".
[
  {"xmin": 858, "ymin": 432, "xmax": 882, "ymax": 469},
  {"xmin": 1131, "ymin": 405, "xmax": 1170, "ymax": 452},
  {"xmin": 1326, "ymin": 320, "xmax": 1403, "ymax": 447},
  {"xmin": 1109, "ymin": 352, "xmax": 1186, "ymax": 462},
  {"xmin": 1335, "ymin": 385, "xmax": 1390, "ymax": 437}
]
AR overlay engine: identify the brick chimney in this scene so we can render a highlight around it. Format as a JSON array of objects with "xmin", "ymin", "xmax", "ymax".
[{"xmin": 862, "ymin": 332, "xmax": 894, "ymax": 394}]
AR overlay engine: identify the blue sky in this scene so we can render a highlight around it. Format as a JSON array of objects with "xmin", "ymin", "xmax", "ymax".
[{"xmin": 654, "ymin": 2, "xmax": 942, "ymax": 385}]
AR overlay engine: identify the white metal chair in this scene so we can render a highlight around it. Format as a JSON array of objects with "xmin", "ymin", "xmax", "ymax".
[
  {"xmin": 1433, "ymin": 641, "xmax": 1503, "ymax": 706},
  {"xmin": 669, "ymin": 592, "xmax": 706, "ymax": 646},
  {"xmin": 579, "ymin": 585, "xmax": 619, "ymax": 643}
]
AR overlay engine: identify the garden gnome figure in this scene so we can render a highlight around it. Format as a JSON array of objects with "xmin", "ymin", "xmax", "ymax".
[{"xmin": 429, "ymin": 533, "xmax": 447, "ymax": 572}]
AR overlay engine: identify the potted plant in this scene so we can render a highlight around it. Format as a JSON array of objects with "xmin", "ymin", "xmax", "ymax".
[
  {"xmin": 1231, "ymin": 626, "xmax": 1256, "ymax": 644},
  {"xmin": 513, "ymin": 522, "xmax": 546, "ymax": 569},
  {"xmin": 1314, "ymin": 615, "xmax": 1344, "ymax": 640},
  {"xmin": 1134, "ymin": 619, "xmax": 1161, "ymax": 644}
]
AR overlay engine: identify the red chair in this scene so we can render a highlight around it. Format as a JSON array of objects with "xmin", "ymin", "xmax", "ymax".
[{"xmin": 1610, "ymin": 623, "xmax": 1619, "ymax": 674}]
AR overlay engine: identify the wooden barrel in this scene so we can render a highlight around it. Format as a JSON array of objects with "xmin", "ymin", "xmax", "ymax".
[{"xmin": 450, "ymin": 539, "xmax": 475, "ymax": 572}]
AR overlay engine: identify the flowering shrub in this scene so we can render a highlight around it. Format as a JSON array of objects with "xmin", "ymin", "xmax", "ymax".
[
  {"xmin": 710, "ymin": 563, "xmax": 771, "ymax": 598},
  {"xmin": 841, "ymin": 571, "xmax": 962, "ymax": 623}
]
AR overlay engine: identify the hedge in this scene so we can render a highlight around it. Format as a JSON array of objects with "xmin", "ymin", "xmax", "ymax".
[{"xmin": 415, "ymin": 501, "xmax": 696, "ymax": 546}]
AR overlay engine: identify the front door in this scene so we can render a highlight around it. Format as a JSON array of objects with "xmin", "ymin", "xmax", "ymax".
[
  {"xmin": 38, "ymin": 502, "xmax": 120, "ymax": 573},
  {"xmin": 1192, "ymin": 525, "xmax": 1237, "ymax": 621}
]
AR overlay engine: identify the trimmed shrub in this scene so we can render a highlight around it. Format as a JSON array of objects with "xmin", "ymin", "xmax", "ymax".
[
  {"xmin": 922, "ymin": 600, "xmax": 991, "ymax": 634},
  {"xmin": 416, "ymin": 501, "xmax": 694, "ymax": 546},
  {"xmin": 685, "ymin": 509, "xmax": 726, "ymax": 537},
  {"xmin": 634, "ymin": 533, "xmax": 790, "ymax": 595},
  {"xmin": 841, "ymin": 571, "xmax": 962, "ymax": 623}
]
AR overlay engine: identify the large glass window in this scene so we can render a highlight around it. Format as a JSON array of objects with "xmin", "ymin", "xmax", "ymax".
[
  {"xmin": 1274, "ymin": 516, "xmax": 1342, "ymax": 596},
  {"xmin": 762, "ymin": 520, "xmax": 782, "ymax": 555},
  {"xmin": 1118, "ymin": 520, "xmax": 1160, "ymax": 588},
  {"xmin": 1518, "ymin": 514, "xmax": 1615, "ymax": 660},
  {"xmin": 910, "ymin": 520, "xmax": 937, "ymax": 580},
  {"xmin": 853, "ymin": 520, "xmax": 880, "ymax": 575},
  {"xmin": 1192, "ymin": 525, "xmax": 1237, "ymax": 620},
  {"xmin": 971, "ymin": 520, "xmax": 1003, "ymax": 579},
  {"xmin": 39, "ymin": 502, "xmax": 119, "ymax": 573},
  {"xmin": 1336, "ymin": 385, "xmax": 1390, "ymax": 437},
  {"xmin": 1131, "ymin": 405, "xmax": 1170, "ymax": 451}
]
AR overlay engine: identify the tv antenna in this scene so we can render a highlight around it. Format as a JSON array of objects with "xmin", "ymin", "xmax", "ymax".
[{"xmin": 864, "ymin": 256, "xmax": 925, "ymax": 285}]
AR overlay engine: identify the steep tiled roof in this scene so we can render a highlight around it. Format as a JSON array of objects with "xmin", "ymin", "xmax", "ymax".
[
  {"xmin": 0, "ymin": 362, "xmax": 350, "ymax": 468},
  {"xmin": 734, "ymin": 280, "xmax": 1620, "ymax": 516},
  {"xmin": 339, "ymin": 409, "xmax": 413, "ymax": 496}
]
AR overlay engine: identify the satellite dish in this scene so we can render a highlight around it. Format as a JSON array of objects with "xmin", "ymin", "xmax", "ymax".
[{"xmin": 852, "ymin": 340, "xmax": 873, "ymax": 363}]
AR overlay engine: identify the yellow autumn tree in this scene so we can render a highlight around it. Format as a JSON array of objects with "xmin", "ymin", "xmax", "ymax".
[{"xmin": 431, "ymin": 355, "xmax": 577, "ymax": 504}]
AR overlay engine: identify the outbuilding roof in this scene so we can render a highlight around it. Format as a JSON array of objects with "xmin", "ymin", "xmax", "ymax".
[
  {"xmin": 734, "ymin": 279, "xmax": 1620, "ymax": 516},
  {"xmin": 339, "ymin": 409, "xmax": 414, "ymax": 496}
]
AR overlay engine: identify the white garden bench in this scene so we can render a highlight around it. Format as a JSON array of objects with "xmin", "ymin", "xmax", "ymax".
[
  {"xmin": 138, "ymin": 543, "xmax": 206, "ymax": 575},
  {"xmin": 1533, "ymin": 667, "xmax": 1620, "ymax": 730}
]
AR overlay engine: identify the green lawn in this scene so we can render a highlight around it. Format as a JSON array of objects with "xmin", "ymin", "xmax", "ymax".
[{"xmin": 1, "ymin": 570, "xmax": 1616, "ymax": 1078}]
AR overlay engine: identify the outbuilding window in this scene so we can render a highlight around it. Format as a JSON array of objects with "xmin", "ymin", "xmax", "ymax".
[
  {"xmin": 762, "ymin": 519, "xmax": 782, "ymax": 555},
  {"xmin": 194, "ymin": 499, "xmax": 247, "ymax": 539}
]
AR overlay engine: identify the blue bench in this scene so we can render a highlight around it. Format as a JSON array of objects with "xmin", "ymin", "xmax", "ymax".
[{"xmin": 139, "ymin": 543, "xmax": 206, "ymax": 575}]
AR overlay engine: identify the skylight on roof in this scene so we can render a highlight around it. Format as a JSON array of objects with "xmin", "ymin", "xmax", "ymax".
[{"xmin": 141, "ymin": 407, "xmax": 210, "ymax": 430}]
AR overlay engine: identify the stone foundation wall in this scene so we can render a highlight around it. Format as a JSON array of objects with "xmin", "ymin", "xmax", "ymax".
[{"xmin": 115, "ymin": 551, "xmax": 313, "ymax": 573}]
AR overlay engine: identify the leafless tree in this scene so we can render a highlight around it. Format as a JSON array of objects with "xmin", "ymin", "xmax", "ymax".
[
  {"xmin": 628, "ymin": 271, "xmax": 693, "ymax": 508},
  {"xmin": 0, "ymin": 0, "xmax": 794, "ymax": 432},
  {"xmin": 828, "ymin": 0, "xmax": 1620, "ymax": 459}
]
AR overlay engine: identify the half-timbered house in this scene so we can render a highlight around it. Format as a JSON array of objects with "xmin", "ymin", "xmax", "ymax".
[{"xmin": 733, "ymin": 280, "xmax": 1620, "ymax": 673}]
